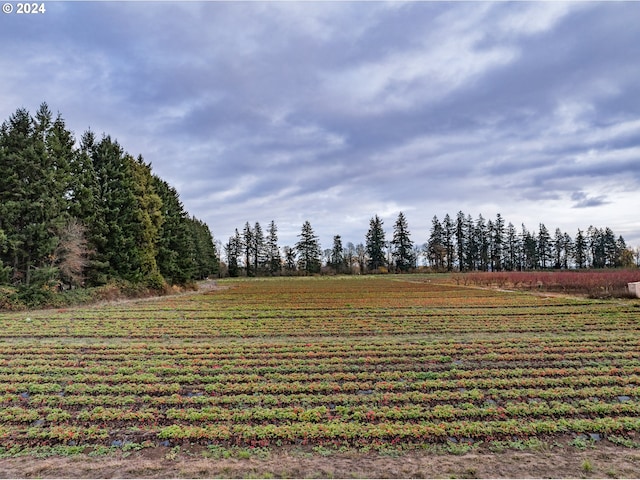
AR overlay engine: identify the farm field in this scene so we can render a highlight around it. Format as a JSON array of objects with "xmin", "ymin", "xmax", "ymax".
[{"xmin": 1, "ymin": 275, "xmax": 640, "ymax": 478}]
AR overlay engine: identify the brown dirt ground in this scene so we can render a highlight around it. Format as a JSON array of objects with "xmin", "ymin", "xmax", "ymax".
[{"xmin": 1, "ymin": 445, "xmax": 640, "ymax": 479}]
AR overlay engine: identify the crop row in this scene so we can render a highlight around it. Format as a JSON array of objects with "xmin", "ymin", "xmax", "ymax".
[
  {"xmin": 1, "ymin": 375, "xmax": 638, "ymax": 399},
  {"xmin": 0, "ymin": 276, "xmax": 638, "ymax": 451},
  {"xmin": 2, "ymin": 365, "xmax": 639, "ymax": 385},
  {"xmin": 2, "ymin": 303, "xmax": 622, "ymax": 321},
  {"xmin": 2, "ymin": 352, "xmax": 638, "ymax": 376},
  {"xmin": 3, "ymin": 384, "xmax": 638, "ymax": 410},
  {"xmin": 3, "ymin": 416, "xmax": 640, "ymax": 448},
  {"xmin": 1, "ymin": 312, "xmax": 638, "ymax": 338},
  {"xmin": 2, "ymin": 399, "xmax": 640, "ymax": 426},
  {"xmin": 1, "ymin": 333, "xmax": 637, "ymax": 357}
]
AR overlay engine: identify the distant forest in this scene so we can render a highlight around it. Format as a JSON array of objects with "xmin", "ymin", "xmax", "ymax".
[
  {"xmin": 0, "ymin": 104, "xmax": 218, "ymax": 306},
  {"xmin": 224, "ymin": 212, "xmax": 638, "ymax": 277}
]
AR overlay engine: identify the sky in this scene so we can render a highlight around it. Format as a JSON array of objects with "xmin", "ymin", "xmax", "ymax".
[{"xmin": 1, "ymin": 1, "xmax": 640, "ymax": 253}]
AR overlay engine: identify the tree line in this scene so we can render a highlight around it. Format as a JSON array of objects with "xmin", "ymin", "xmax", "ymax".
[
  {"xmin": 224, "ymin": 212, "xmax": 637, "ymax": 277},
  {"xmin": 0, "ymin": 104, "xmax": 218, "ymax": 304}
]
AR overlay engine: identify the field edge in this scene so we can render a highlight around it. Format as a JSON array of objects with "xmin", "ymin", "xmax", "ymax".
[{"xmin": 1, "ymin": 443, "xmax": 640, "ymax": 479}]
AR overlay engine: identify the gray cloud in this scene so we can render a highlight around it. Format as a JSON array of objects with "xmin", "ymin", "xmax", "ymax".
[
  {"xmin": 1, "ymin": 1, "xmax": 639, "ymax": 249},
  {"xmin": 571, "ymin": 192, "xmax": 609, "ymax": 209}
]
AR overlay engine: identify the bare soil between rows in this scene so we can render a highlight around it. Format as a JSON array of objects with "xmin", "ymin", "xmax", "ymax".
[{"xmin": 1, "ymin": 445, "xmax": 640, "ymax": 478}]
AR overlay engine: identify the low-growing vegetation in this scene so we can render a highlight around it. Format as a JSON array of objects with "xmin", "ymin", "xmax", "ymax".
[
  {"xmin": 0, "ymin": 275, "xmax": 639, "ymax": 477},
  {"xmin": 452, "ymin": 269, "xmax": 640, "ymax": 298}
]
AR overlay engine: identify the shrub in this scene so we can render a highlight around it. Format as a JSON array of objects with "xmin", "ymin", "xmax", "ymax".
[{"xmin": 0, "ymin": 286, "xmax": 25, "ymax": 310}]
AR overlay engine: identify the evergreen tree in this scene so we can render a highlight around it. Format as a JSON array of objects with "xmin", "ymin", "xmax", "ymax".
[
  {"xmin": 295, "ymin": 221, "xmax": 321, "ymax": 274},
  {"xmin": 44, "ymin": 111, "xmax": 74, "ymax": 221},
  {"xmin": 443, "ymin": 214, "xmax": 455, "ymax": 271},
  {"xmin": 587, "ymin": 226, "xmax": 602, "ymax": 268},
  {"xmin": 464, "ymin": 214, "xmax": 478, "ymax": 271},
  {"xmin": 90, "ymin": 136, "xmax": 138, "ymax": 281},
  {"xmin": 153, "ymin": 176, "xmax": 196, "ymax": 284},
  {"xmin": 68, "ymin": 131, "xmax": 99, "ymax": 222},
  {"xmin": 129, "ymin": 155, "xmax": 164, "ymax": 287},
  {"xmin": 392, "ymin": 212, "xmax": 414, "ymax": 272},
  {"xmin": 225, "ymin": 229, "xmax": 242, "ymax": 277},
  {"xmin": 0, "ymin": 104, "xmax": 71, "ymax": 288},
  {"xmin": 0, "ymin": 104, "xmax": 217, "ymax": 293},
  {"xmin": 491, "ymin": 213, "xmax": 505, "ymax": 271},
  {"xmin": 68, "ymin": 130, "xmax": 107, "ymax": 284},
  {"xmin": 562, "ymin": 232, "xmax": 573, "ymax": 269},
  {"xmin": 537, "ymin": 223, "xmax": 552, "ymax": 269},
  {"xmin": 0, "ymin": 229, "xmax": 10, "ymax": 284},
  {"xmin": 521, "ymin": 225, "xmax": 537, "ymax": 270},
  {"xmin": 329, "ymin": 235, "xmax": 345, "ymax": 273},
  {"xmin": 265, "ymin": 220, "xmax": 281, "ymax": 275},
  {"xmin": 427, "ymin": 216, "xmax": 445, "ymax": 270},
  {"xmin": 455, "ymin": 211, "xmax": 466, "ymax": 271},
  {"xmin": 603, "ymin": 227, "xmax": 617, "ymax": 267},
  {"xmin": 476, "ymin": 215, "xmax": 489, "ymax": 271},
  {"xmin": 242, "ymin": 222, "xmax": 254, "ymax": 277},
  {"xmin": 253, "ymin": 221, "xmax": 266, "ymax": 275},
  {"xmin": 504, "ymin": 222, "xmax": 520, "ymax": 271},
  {"xmin": 366, "ymin": 215, "xmax": 386, "ymax": 272},
  {"xmin": 188, "ymin": 217, "xmax": 218, "ymax": 279},
  {"xmin": 574, "ymin": 229, "xmax": 587, "ymax": 269},
  {"xmin": 615, "ymin": 236, "xmax": 628, "ymax": 268}
]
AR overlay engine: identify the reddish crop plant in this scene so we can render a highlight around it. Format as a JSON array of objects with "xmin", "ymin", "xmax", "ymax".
[
  {"xmin": 0, "ymin": 276, "xmax": 639, "ymax": 453},
  {"xmin": 455, "ymin": 269, "xmax": 640, "ymax": 297}
]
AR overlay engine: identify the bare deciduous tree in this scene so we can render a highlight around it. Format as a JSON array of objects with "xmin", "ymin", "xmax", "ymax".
[{"xmin": 52, "ymin": 218, "xmax": 92, "ymax": 288}]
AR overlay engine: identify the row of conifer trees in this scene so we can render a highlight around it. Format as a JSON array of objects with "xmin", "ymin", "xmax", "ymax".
[
  {"xmin": 224, "ymin": 212, "xmax": 635, "ymax": 277},
  {"xmin": 0, "ymin": 104, "xmax": 218, "ymax": 304}
]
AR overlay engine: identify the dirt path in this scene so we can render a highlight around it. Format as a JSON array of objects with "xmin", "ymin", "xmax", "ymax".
[
  {"xmin": 75, "ymin": 279, "xmax": 226, "ymax": 311},
  {"xmin": 1, "ymin": 445, "xmax": 639, "ymax": 478},
  {"xmin": 107, "ymin": 279, "xmax": 224, "ymax": 305}
]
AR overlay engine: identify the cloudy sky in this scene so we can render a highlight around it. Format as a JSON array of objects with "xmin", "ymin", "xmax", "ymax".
[{"xmin": 1, "ymin": 1, "xmax": 639, "ymax": 252}]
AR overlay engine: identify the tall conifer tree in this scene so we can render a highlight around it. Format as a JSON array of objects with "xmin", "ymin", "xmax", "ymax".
[
  {"xmin": 366, "ymin": 215, "xmax": 386, "ymax": 272},
  {"xmin": 266, "ymin": 220, "xmax": 281, "ymax": 275},
  {"xmin": 295, "ymin": 221, "xmax": 321, "ymax": 274},
  {"xmin": 392, "ymin": 212, "xmax": 414, "ymax": 272}
]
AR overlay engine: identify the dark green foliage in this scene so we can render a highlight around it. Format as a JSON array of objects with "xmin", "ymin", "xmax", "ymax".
[
  {"xmin": 490, "ymin": 213, "xmax": 505, "ymax": 272},
  {"xmin": 574, "ymin": 229, "xmax": 587, "ymax": 269},
  {"xmin": 432, "ymin": 211, "xmax": 629, "ymax": 272},
  {"xmin": 427, "ymin": 216, "xmax": 446, "ymax": 271},
  {"xmin": 0, "ymin": 230, "xmax": 10, "ymax": 284},
  {"xmin": 225, "ymin": 230, "xmax": 242, "ymax": 278},
  {"xmin": 295, "ymin": 221, "xmax": 321, "ymax": 274},
  {"xmin": 0, "ymin": 105, "xmax": 217, "ymax": 304},
  {"xmin": 328, "ymin": 235, "xmax": 345, "ymax": 273},
  {"xmin": 391, "ymin": 212, "xmax": 414, "ymax": 272},
  {"xmin": 242, "ymin": 222, "xmax": 255, "ymax": 277},
  {"xmin": 455, "ymin": 211, "xmax": 466, "ymax": 271},
  {"xmin": 266, "ymin": 220, "xmax": 282, "ymax": 275},
  {"xmin": 504, "ymin": 222, "xmax": 519, "ymax": 271},
  {"xmin": 253, "ymin": 222, "xmax": 266, "ymax": 275},
  {"xmin": 0, "ymin": 104, "xmax": 71, "ymax": 288},
  {"xmin": 153, "ymin": 176, "xmax": 197, "ymax": 285},
  {"xmin": 366, "ymin": 215, "xmax": 386, "ymax": 272},
  {"xmin": 537, "ymin": 223, "xmax": 552, "ymax": 269},
  {"xmin": 188, "ymin": 217, "xmax": 219, "ymax": 280}
]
